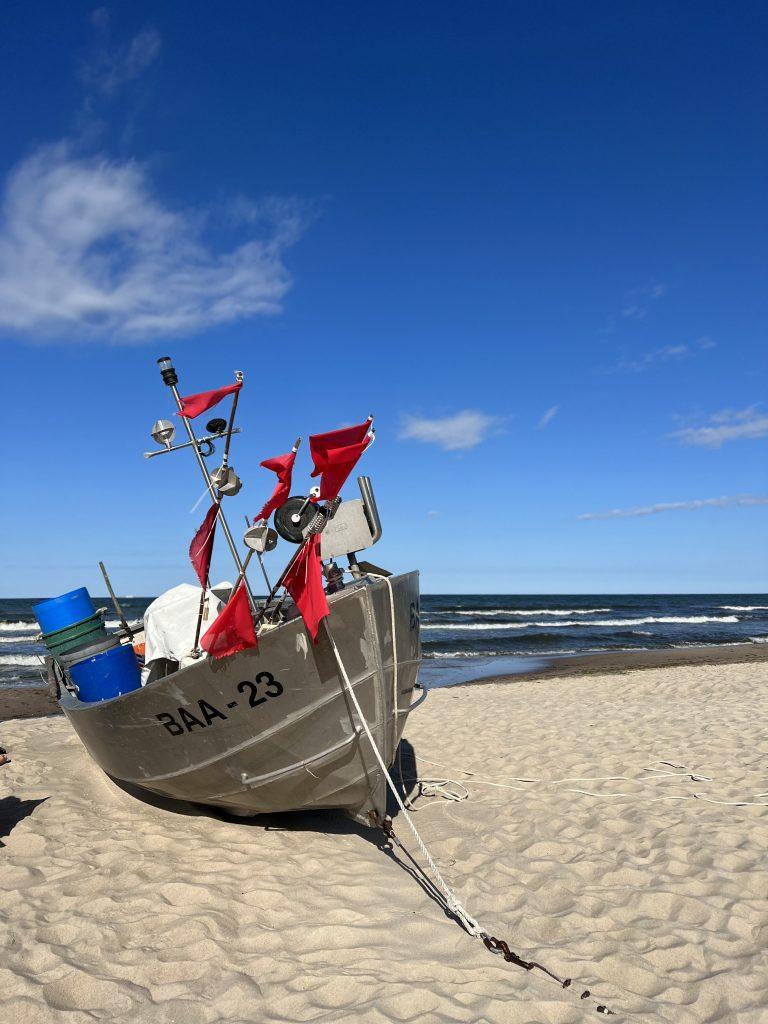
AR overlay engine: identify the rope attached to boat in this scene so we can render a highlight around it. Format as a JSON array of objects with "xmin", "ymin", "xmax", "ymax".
[{"xmin": 324, "ymin": 618, "xmax": 617, "ymax": 1016}]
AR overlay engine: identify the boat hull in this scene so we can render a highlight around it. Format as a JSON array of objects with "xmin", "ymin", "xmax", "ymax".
[{"xmin": 59, "ymin": 572, "xmax": 421, "ymax": 825}]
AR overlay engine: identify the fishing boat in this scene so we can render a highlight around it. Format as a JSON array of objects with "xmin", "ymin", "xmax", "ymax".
[{"xmin": 40, "ymin": 357, "xmax": 423, "ymax": 827}]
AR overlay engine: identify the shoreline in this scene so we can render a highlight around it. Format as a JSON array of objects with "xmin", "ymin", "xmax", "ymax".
[
  {"xmin": 463, "ymin": 641, "xmax": 768, "ymax": 685},
  {"xmin": 2, "ymin": 642, "xmax": 767, "ymax": 721}
]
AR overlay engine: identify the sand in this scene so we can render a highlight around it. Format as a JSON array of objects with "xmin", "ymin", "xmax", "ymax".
[{"xmin": 1, "ymin": 660, "xmax": 767, "ymax": 1023}]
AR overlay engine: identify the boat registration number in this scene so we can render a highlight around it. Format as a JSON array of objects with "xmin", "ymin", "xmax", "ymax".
[{"xmin": 155, "ymin": 671, "xmax": 284, "ymax": 737}]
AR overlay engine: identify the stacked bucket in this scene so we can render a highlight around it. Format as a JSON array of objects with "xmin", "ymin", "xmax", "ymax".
[{"xmin": 34, "ymin": 587, "xmax": 141, "ymax": 703}]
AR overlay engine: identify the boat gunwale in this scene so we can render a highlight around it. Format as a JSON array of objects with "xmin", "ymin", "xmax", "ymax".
[{"xmin": 59, "ymin": 571, "xmax": 419, "ymax": 717}]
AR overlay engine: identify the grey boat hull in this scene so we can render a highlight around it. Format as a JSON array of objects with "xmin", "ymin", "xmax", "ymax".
[{"xmin": 59, "ymin": 572, "xmax": 421, "ymax": 825}]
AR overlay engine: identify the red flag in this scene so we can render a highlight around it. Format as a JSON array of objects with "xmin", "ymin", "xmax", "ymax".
[
  {"xmin": 283, "ymin": 535, "xmax": 329, "ymax": 642},
  {"xmin": 201, "ymin": 581, "xmax": 258, "ymax": 659},
  {"xmin": 309, "ymin": 419, "xmax": 372, "ymax": 501},
  {"xmin": 177, "ymin": 382, "xmax": 242, "ymax": 419},
  {"xmin": 255, "ymin": 449, "xmax": 296, "ymax": 522},
  {"xmin": 190, "ymin": 504, "xmax": 218, "ymax": 586}
]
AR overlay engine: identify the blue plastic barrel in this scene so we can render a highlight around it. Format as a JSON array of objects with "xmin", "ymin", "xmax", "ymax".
[
  {"xmin": 69, "ymin": 643, "xmax": 141, "ymax": 703},
  {"xmin": 33, "ymin": 588, "xmax": 95, "ymax": 635}
]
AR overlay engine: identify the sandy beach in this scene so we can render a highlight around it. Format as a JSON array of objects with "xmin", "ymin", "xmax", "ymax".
[{"xmin": 2, "ymin": 658, "xmax": 767, "ymax": 1023}]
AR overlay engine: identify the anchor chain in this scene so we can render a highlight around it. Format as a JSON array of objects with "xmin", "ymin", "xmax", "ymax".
[{"xmin": 375, "ymin": 816, "xmax": 616, "ymax": 1017}]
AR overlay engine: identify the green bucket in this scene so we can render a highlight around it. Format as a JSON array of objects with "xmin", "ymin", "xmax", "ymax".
[{"xmin": 42, "ymin": 612, "xmax": 108, "ymax": 657}]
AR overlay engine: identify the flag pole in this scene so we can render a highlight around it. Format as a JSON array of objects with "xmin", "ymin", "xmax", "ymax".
[{"xmin": 156, "ymin": 357, "xmax": 258, "ymax": 618}]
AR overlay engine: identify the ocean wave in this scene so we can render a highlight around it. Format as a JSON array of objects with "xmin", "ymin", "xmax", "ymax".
[
  {"xmin": 452, "ymin": 608, "xmax": 612, "ymax": 617},
  {"xmin": 749, "ymin": 636, "xmax": 768, "ymax": 644},
  {"xmin": 0, "ymin": 654, "xmax": 44, "ymax": 666},
  {"xmin": 0, "ymin": 621, "xmax": 37, "ymax": 632},
  {"xmin": 721, "ymin": 605, "xmax": 768, "ymax": 611},
  {"xmin": 0, "ymin": 636, "xmax": 39, "ymax": 645},
  {"xmin": 423, "ymin": 615, "xmax": 740, "ymax": 631}
]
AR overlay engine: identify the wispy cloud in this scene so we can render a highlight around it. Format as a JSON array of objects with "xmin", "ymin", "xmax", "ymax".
[
  {"xmin": 0, "ymin": 144, "xmax": 305, "ymax": 342},
  {"xmin": 578, "ymin": 494, "xmax": 768, "ymax": 520},
  {"xmin": 620, "ymin": 282, "xmax": 666, "ymax": 321},
  {"xmin": 609, "ymin": 336, "xmax": 715, "ymax": 374},
  {"xmin": 399, "ymin": 410, "xmax": 505, "ymax": 451},
  {"xmin": 670, "ymin": 406, "xmax": 768, "ymax": 448},
  {"xmin": 538, "ymin": 405, "xmax": 559, "ymax": 429},
  {"xmin": 79, "ymin": 12, "xmax": 161, "ymax": 97},
  {"xmin": 602, "ymin": 282, "xmax": 667, "ymax": 334}
]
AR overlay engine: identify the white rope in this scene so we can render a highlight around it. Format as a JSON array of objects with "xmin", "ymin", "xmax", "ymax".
[
  {"xmin": 364, "ymin": 572, "xmax": 398, "ymax": 717},
  {"xmin": 325, "ymin": 621, "xmax": 484, "ymax": 937},
  {"xmin": 411, "ymin": 754, "xmax": 768, "ymax": 808}
]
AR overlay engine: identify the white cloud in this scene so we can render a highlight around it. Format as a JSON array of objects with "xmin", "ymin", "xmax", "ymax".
[
  {"xmin": 670, "ymin": 406, "xmax": 768, "ymax": 448},
  {"xmin": 79, "ymin": 15, "xmax": 161, "ymax": 97},
  {"xmin": 0, "ymin": 144, "xmax": 304, "ymax": 342},
  {"xmin": 538, "ymin": 405, "xmax": 559, "ymax": 429},
  {"xmin": 398, "ymin": 410, "xmax": 505, "ymax": 451},
  {"xmin": 578, "ymin": 494, "xmax": 768, "ymax": 520},
  {"xmin": 610, "ymin": 337, "xmax": 714, "ymax": 374}
]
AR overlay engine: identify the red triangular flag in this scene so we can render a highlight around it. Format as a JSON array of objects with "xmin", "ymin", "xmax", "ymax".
[
  {"xmin": 255, "ymin": 449, "xmax": 296, "ymax": 522},
  {"xmin": 309, "ymin": 419, "xmax": 372, "ymax": 501},
  {"xmin": 201, "ymin": 581, "xmax": 258, "ymax": 659},
  {"xmin": 190, "ymin": 504, "xmax": 218, "ymax": 586},
  {"xmin": 283, "ymin": 535, "xmax": 329, "ymax": 642},
  {"xmin": 177, "ymin": 382, "xmax": 242, "ymax": 419}
]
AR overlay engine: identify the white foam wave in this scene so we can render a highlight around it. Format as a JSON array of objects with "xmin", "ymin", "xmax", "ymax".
[
  {"xmin": 0, "ymin": 621, "xmax": 37, "ymax": 632},
  {"xmin": 721, "ymin": 605, "xmax": 768, "ymax": 611},
  {"xmin": 0, "ymin": 636, "xmax": 39, "ymax": 645},
  {"xmin": 453, "ymin": 608, "xmax": 612, "ymax": 617},
  {"xmin": 749, "ymin": 636, "xmax": 768, "ymax": 644},
  {"xmin": 423, "ymin": 615, "xmax": 740, "ymax": 631},
  {"xmin": 0, "ymin": 654, "xmax": 44, "ymax": 666}
]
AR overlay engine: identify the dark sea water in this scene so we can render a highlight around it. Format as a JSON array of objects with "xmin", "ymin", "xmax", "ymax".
[{"xmin": 2, "ymin": 593, "xmax": 767, "ymax": 690}]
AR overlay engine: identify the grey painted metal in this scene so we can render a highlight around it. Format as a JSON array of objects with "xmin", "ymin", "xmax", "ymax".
[
  {"xmin": 144, "ymin": 427, "xmax": 242, "ymax": 459},
  {"xmin": 59, "ymin": 572, "xmax": 421, "ymax": 826}
]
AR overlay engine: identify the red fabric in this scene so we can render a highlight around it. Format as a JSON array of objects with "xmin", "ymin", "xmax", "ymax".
[
  {"xmin": 189, "ymin": 503, "xmax": 218, "ymax": 586},
  {"xmin": 309, "ymin": 419, "xmax": 372, "ymax": 501},
  {"xmin": 254, "ymin": 449, "xmax": 297, "ymax": 522},
  {"xmin": 177, "ymin": 382, "xmax": 242, "ymax": 419},
  {"xmin": 283, "ymin": 535, "xmax": 329, "ymax": 642},
  {"xmin": 201, "ymin": 581, "xmax": 258, "ymax": 659}
]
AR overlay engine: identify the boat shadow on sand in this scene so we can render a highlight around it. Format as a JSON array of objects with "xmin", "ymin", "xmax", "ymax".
[
  {"xmin": 106, "ymin": 739, "xmax": 462, "ymax": 926},
  {"xmin": 0, "ymin": 795, "xmax": 49, "ymax": 848}
]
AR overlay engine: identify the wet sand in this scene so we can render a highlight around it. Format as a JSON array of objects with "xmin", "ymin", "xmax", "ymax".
[
  {"xmin": 468, "ymin": 641, "xmax": 768, "ymax": 685},
  {"xmin": 2, "ymin": 644, "xmax": 767, "ymax": 721}
]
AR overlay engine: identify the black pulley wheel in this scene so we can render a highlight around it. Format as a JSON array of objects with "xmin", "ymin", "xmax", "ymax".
[
  {"xmin": 206, "ymin": 417, "xmax": 228, "ymax": 435},
  {"xmin": 274, "ymin": 496, "xmax": 316, "ymax": 544}
]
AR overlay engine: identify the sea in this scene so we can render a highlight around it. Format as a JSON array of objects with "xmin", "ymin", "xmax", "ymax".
[{"xmin": 2, "ymin": 593, "xmax": 767, "ymax": 691}]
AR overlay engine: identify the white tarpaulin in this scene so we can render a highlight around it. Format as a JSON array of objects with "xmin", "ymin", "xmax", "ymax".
[{"xmin": 143, "ymin": 583, "xmax": 230, "ymax": 678}]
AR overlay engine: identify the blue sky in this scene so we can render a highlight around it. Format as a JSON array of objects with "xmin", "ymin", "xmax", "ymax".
[{"xmin": 0, "ymin": 1, "xmax": 765, "ymax": 595}]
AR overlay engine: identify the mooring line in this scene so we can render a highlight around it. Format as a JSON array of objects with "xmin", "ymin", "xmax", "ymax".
[{"xmin": 325, "ymin": 620, "xmax": 620, "ymax": 1017}]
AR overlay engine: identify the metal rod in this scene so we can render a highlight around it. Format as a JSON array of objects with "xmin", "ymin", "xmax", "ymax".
[
  {"xmin": 143, "ymin": 428, "xmax": 241, "ymax": 459},
  {"xmin": 192, "ymin": 580, "xmax": 209, "ymax": 653},
  {"xmin": 252, "ymin": 539, "xmax": 308, "ymax": 629},
  {"xmin": 168, "ymin": 380, "xmax": 258, "ymax": 617},
  {"xmin": 243, "ymin": 514, "xmax": 273, "ymax": 595},
  {"xmin": 220, "ymin": 373, "xmax": 242, "ymax": 469},
  {"xmin": 98, "ymin": 561, "xmax": 134, "ymax": 641}
]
